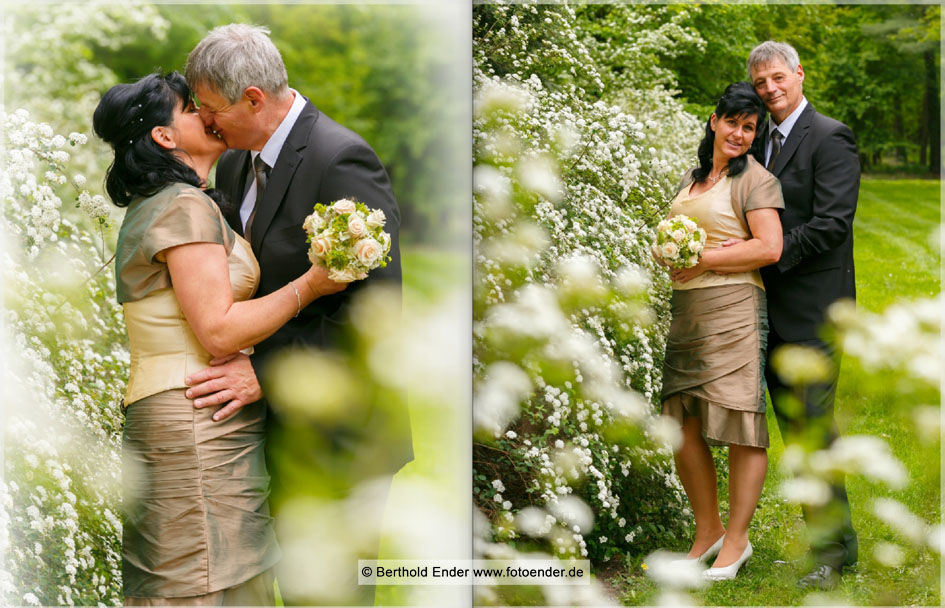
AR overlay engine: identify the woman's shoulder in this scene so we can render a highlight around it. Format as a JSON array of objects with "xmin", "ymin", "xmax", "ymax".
[
  {"xmin": 742, "ymin": 155, "xmax": 774, "ymax": 178},
  {"xmin": 128, "ymin": 183, "xmax": 220, "ymax": 220},
  {"xmin": 733, "ymin": 155, "xmax": 778, "ymax": 188},
  {"xmin": 150, "ymin": 182, "xmax": 215, "ymax": 206},
  {"xmin": 122, "ymin": 183, "xmax": 225, "ymax": 237},
  {"xmin": 675, "ymin": 167, "xmax": 698, "ymax": 194}
]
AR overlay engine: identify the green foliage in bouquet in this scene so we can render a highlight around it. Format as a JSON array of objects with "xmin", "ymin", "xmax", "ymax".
[
  {"xmin": 304, "ymin": 199, "xmax": 392, "ymax": 282},
  {"xmin": 651, "ymin": 215, "xmax": 706, "ymax": 269}
]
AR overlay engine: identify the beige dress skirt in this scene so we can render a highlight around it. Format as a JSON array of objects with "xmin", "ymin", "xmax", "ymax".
[
  {"xmin": 122, "ymin": 389, "xmax": 280, "ymax": 603},
  {"xmin": 661, "ymin": 283, "xmax": 769, "ymax": 448}
]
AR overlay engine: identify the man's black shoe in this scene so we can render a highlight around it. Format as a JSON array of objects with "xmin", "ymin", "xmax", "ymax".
[{"xmin": 797, "ymin": 564, "xmax": 840, "ymax": 590}]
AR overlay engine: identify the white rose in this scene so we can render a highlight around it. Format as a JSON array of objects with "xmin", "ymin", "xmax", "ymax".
[
  {"xmin": 690, "ymin": 239, "xmax": 704, "ymax": 253},
  {"xmin": 303, "ymin": 213, "xmax": 325, "ymax": 235},
  {"xmin": 660, "ymin": 242, "xmax": 679, "ymax": 259},
  {"xmin": 332, "ymin": 199, "xmax": 357, "ymax": 214},
  {"xmin": 686, "ymin": 255, "xmax": 698, "ymax": 267},
  {"xmin": 657, "ymin": 219, "xmax": 670, "ymax": 232},
  {"xmin": 377, "ymin": 231, "xmax": 391, "ymax": 253},
  {"xmin": 328, "ymin": 266, "xmax": 358, "ymax": 282},
  {"xmin": 671, "ymin": 229, "xmax": 685, "ymax": 242},
  {"xmin": 366, "ymin": 208, "xmax": 386, "ymax": 229},
  {"xmin": 354, "ymin": 238, "xmax": 383, "ymax": 266},
  {"xmin": 347, "ymin": 214, "xmax": 368, "ymax": 238},
  {"xmin": 682, "ymin": 218, "xmax": 697, "ymax": 232},
  {"xmin": 310, "ymin": 236, "xmax": 333, "ymax": 258}
]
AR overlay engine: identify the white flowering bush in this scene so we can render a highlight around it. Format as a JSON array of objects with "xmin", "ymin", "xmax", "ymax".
[
  {"xmin": 473, "ymin": 2, "xmax": 705, "ymax": 583},
  {"xmin": 2, "ymin": 4, "xmax": 168, "ymax": 605},
  {"xmin": 2, "ymin": 107, "xmax": 129, "ymax": 607}
]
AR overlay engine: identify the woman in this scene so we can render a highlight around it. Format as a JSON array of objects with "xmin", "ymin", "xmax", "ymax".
[
  {"xmin": 658, "ymin": 81, "xmax": 784, "ymax": 581},
  {"xmin": 93, "ymin": 72, "xmax": 344, "ymax": 605}
]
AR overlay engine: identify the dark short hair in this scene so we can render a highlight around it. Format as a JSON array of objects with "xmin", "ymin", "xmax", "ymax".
[
  {"xmin": 92, "ymin": 72, "xmax": 225, "ymax": 209},
  {"xmin": 692, "ymin": 81, "xmax": 767, "ymax": 184}
]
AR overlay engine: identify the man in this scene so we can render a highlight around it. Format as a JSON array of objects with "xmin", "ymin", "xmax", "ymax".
[
  {"xmin": 183, "ymin": 24, "xmax": 413, "ymax": 605},
  {"xmin": 747, "ymin": 40, "xmax": 859, "ymax": 590}
]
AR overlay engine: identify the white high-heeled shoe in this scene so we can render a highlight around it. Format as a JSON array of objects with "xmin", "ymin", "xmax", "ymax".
[
  {"xmin": 703, "ymin": 540, "xmax": 752, "ymax": 581},
  {"xmin": 669, "ymin": 534, "xmax": 725, "ymax": 567}
]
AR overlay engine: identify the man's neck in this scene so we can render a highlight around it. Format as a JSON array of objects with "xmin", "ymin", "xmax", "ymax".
[
  {"xmin": 772, "ymin": 99, "xmax": 801, "ymax": 126},
  {"xmin": 254, "ymin": 91, "xmax": 296, "ymax": 150}
]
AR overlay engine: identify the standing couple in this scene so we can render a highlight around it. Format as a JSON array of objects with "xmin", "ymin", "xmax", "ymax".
[
  {"xmin": 659, "ymin": 41, "xmax": 859, "ymax": 588},
  {"xmin": 94, "ymin": 24, "xmax": 412, "ymax": 605}
]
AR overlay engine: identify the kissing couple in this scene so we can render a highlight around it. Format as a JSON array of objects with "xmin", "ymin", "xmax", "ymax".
[{"xmin": 94, "ymin": 24, "xmax": 412, "ymax": 606}]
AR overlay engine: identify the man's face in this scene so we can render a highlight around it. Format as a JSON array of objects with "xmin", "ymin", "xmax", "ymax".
[
  {"xmin": 750, "ymin": 58, "xmax": 804, "ymax": 124},
  {"xmin": 192, "ymin": 83, "xmax": 258, "ymax": 150}
]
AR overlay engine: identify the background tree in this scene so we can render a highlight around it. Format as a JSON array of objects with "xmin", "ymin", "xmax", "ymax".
[
  {"xmin": 68, "ymin": 4, "xmax": 468, "ymax": 242},
  {"xmin": 660, "ymin": 4, "xmax": 940, "ymax": 174}
]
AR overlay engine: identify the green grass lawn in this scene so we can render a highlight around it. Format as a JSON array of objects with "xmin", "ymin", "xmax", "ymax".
[{"xmin": 609, "ymin": 178, "xmax": 941, "ymax": 606}]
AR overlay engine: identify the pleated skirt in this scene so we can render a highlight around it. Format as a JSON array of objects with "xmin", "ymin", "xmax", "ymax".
[
  {"xmin": 660, "ymin": 283, "xmax": 769, "ymax": 448},
  {"xmin": 122, "ymin": 389, "xmax": 281, "ymax": 600}
]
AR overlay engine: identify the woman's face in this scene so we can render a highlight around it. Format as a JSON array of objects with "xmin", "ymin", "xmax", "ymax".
[
  {"xmin": 168, "ymin": 97, "xmax": 226, "ymax": 162},
  {"xmin": 710, "ymin": 112, "xmax": 758, "ymax": 161}
]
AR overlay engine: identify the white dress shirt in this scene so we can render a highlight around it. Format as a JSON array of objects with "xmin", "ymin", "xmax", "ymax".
[
  {"xmin": 765, "ymin": 96, "xmax": 808, "ymax": 168},
  {"xmin": 240, "ymin": 89, "xmax": 307, "ymax": 230}
]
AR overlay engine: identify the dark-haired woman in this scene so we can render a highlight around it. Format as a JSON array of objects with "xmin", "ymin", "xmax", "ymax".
[
  {"xmin": 657, "ymin": 81, "xmax": 784, "ymax": 581},
  {"xmin": 93, "ymin": 72, "xmax": 344, "ymax": 605}
]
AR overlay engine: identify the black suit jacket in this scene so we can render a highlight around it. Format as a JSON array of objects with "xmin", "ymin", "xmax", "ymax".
[
  {"xmin": 215, "ymin": 99, "xmax": 412, "ymax": 473},
  {"xmin": 756, "ymin": 103, "xmax": 859, "ymax": 343}
]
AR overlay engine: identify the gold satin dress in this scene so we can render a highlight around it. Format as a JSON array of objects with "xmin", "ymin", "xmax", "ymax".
[
  {"xmin": 115, "ymin": 183, "xmax": 279, "ymax": 602},
  {"xmin": 660, "ymin": 165, "xmax": 783, "ymax": 449}
]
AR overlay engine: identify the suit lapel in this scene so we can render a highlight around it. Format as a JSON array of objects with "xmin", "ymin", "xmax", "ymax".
[
  {"xmin": 770, "ymin": 103, "xmax": 814, "ymax": 176},
  {"xmin": 215, "ymin": 149, "xmax": 252, "ymax": 235},
  {"xmin": 233, "ymin": 151, "xmax": 253, "ymax": 236},
  {"xmin": 249, "ymin": 101, "xmax": 319, "ymax": 254}
]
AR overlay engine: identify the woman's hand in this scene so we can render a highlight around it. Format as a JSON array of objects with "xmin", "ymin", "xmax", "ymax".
[
  {"xmin": 670, "ymin": 261, "xmax": 707, "ymax": 283},
  {"xmin": 303, "ymin": 264, "xmax": 348, "ymax": 298}
]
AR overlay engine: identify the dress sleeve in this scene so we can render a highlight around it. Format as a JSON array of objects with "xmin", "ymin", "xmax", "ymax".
[
  {"xmin": 140, "ymin": 187, "xmax": 232, "ymax": 263},
  {"xmin": 743, "ymin": 166, "xmax": 785, "ymax": 213},
  {"xmin": 675, "ymin": 169, "xmax": 696, "ymax": 197}
]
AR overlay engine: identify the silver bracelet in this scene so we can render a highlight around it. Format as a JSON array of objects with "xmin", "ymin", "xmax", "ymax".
[{"xmin": 289, "ymin": 280, "xmax": 301, "ymax": 318}]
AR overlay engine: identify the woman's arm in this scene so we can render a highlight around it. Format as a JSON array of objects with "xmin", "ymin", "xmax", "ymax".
[
  {"xmin": 162, "ymin": 243, "xmax": 345, "ymax": 358},
  {"xmin": 671, "ymin": 208, "xmax": 782, "ymax": 282}
]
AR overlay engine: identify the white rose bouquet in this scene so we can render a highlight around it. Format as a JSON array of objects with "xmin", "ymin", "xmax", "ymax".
[
  {"xmin": 303, "ymin": 198, "xmax": 392, "ymax": 282},
  {"xmin": 651, "ymin": 214, "xmax": 706, "ymax": 269}
]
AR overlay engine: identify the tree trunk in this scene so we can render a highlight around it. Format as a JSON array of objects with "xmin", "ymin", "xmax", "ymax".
[
  {"xmin": 925, "ymin": 49, "xmax": 940, "ymax": 174},
  {"xmin": 894, "ymin": 110, "xmax": 906, "ymax": 163}
]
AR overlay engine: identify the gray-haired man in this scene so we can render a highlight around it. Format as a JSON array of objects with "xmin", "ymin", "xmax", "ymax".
[{"xmin": 748, "ymin": 40, "xmax": 859, "ymax": 590}]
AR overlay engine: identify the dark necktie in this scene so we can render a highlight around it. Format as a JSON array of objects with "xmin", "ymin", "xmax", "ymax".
[
  {"xmin": 767, "ymin": 129, "xmax": 784, "ymax": 171},
  {"xmin": 244, "ymin": 155, "xmax": 269, "ymax": 241}
]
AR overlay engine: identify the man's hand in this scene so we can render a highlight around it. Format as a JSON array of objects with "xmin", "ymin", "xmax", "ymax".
[
  {"xmin": 670, "ymin": 262, "xmax": 707, "ymax": 283},
  {"xmin": 185, "ymin": 353, "xmax": 262, "ymax": 422}
]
